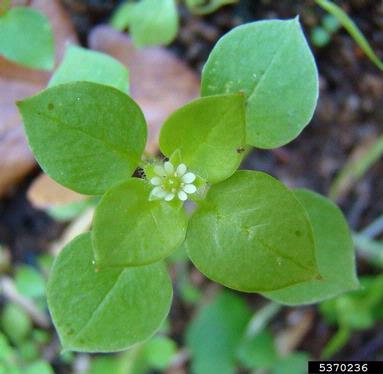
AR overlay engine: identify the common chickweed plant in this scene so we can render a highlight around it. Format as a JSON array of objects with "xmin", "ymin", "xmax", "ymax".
[{"xmin": 18, "ymin": 18, "xmax": 359, "ymax": 353}]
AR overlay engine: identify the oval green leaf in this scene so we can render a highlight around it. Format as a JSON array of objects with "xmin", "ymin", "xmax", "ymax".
[
  {"xmin": 0, "ymin": 7, "xmax": 54, "ymax": 70},
  {"xmin": 47, "ymin": 233, "xmax": 173, "ymax": 352},
  {"xmin": 159, "ymin": 94, "xmax": 246, "ymax": 184},
  {"xmin": 49, "ymin": 45, "xmax": 129, "ymax": 93},
  {"xmin": 18, "ymin": 82, "xmax": 147, "ymax": 195},
  {"xmin": 185, "ymin": 171, "xmax": 319, "ymax": 292},
  {"xmin": 263, "ymin": 189, "xmax": 359, "ymax": 305},
  {"xmin": 92, "ymin": 178, "xmax": 188, "ymax": 267},
  {"xmin": 201, "ymin": 18, "xmax": 319, "ymax": 149},
  {"xmin": 127, "ymin": 0, "xmax": 178, "ymax": 47}
]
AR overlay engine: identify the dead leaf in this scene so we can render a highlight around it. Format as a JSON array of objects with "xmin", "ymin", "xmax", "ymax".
[
  {"xmin": 88, "ymin": 25, "xmax": 200, "ymax": 154},
  {"xmin": 27, "ymin": 174, "xmax": 85, "ymax": 209},
  {"xmin": 0, "ymin": 0, "xmax": 77, "ymax": 197}
]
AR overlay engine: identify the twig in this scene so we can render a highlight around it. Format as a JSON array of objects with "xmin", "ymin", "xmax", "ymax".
[{"xmin": 0, "ymin": 276, "xmax": 50, "ymax": 328}]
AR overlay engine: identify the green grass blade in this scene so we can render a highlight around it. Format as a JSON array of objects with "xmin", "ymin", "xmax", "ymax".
[{"xmin": 315, "ymin": 0, "xmax": 383, "ymax": 71}]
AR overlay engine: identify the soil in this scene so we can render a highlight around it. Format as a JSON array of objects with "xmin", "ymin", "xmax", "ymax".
[{"xmin": 1, "ymin": 0, "xmax": 382, "ymax": 365}]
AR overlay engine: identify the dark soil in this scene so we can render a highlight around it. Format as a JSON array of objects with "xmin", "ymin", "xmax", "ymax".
[{"xmin": 1, "ymin": 0, "xmax": 382, "ymax": 366}]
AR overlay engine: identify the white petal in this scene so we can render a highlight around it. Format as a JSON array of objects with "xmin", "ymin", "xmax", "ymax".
[
  {"xmin": 164, "ymin": 192, "xmax": 175, "ymax": 201},
  {"xmin": 150, "ymin": 177, "xmax": 162, "ymax": 186},
  {"xmin": 154, "ymin": 165, "xmax": 166, "ymax": 177},
  {"xmin": 178, "ymin": 191, "xmax": 188, "ymax": 201},
  {"xmin": 176, "ymin": 163, "xmax": 187, "ymax": 176},
  {"xmin": 164, "ymin": 161, "xmax": 174, "ymax": 175},
  {"xmin": 152, "ymin": 186, "xmax": 166, "ymax": 198},
  {"xmin": 182, "ymin": 172, "xmax": 196, "ymax": 183},
  {"xmin": 183, "ymin": 184, "xmax": 197, "ymax": 194}
]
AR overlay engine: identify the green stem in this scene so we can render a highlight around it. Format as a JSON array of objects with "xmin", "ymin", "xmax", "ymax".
[{"xmin": 321, "ymin": 325, "xmax": 351, "ymax": 359}]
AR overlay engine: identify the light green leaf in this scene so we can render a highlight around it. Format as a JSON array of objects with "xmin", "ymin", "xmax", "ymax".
[
  {"xmin": 143, "ymin": 336, "xmax": 177, "ymax": 370},
  {"xmin": 24, "ymin": 361, "xmax": 54, "ymax": 374},
  {"xmin": 160, "ymin": 94, "xmax": 246, "ymax": 184},
  {"xmin": 0, "ymin": 7, "xmax": 54, "ymax": 70},
  {"xmin": 49, "ymin": 45, "xmax": 129, "ymax": 93},
  {"xmin": 18, "ymin": 82, "xmax": 147, "ymax": 195},
  {"xmin": 47, "ymin": 233, "xmax": 173, "ymax": 352},
  {"xmin": 0, "ymin": 332, "xmax": 15, "ymax": 363},
  {"xmin": 272, "ymin": 353, "xmax": 309, "ymax": 374},
  {"xmin": 315, "ymin": 0, "xmax": 383, "ymax": 71},
  {"xmin": 15, "ymin": 265, "xmax": 46, "ymax": 299},
  {"xmin": 47, "ymin": 198, "xmax": 96, "ymax": 222},
  {"xmin": 1, "ymin": 303, "xmax": 32, "ymax": 345},
  {"xmin": 186, "ymin": 171, "xmax": 318, "ymax": 292},
  {"xmin": 92, "ymin": 178, "xmax": 187, "ymax": 268},
  {"xmin": 237, "ymin": 329, "xmax": 278, "ymax": 370},
  {"xmin": 111, "ymin": 2, "xmax": 136, "ymax": 31},
  {"xmin": 186, "ymin": 291, "xmax": 251, "ymax": 374},
  {"xmin": 263, "ymin": 189, "xmax": 359, "ymax": 305},
  {"xmin": 126, "ymin": 0, "xmax": 178, "ymax": 47},
  {"xmin": 201, "ymin": 18, "xmax": 318, "ymax": 149},
  {"xmin": 185, "ymin": 0, "xmax": 238, "ymax": 15}
]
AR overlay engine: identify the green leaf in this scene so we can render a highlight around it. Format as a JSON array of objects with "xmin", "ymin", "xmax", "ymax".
[
  {"xmin": 92, "ymin": 178, "xmax": 187, "ymax": 267},
  {"xmin": 271, "ymin": 353, "xmax": 309, "ymax": 374},
  {"xmin": 111, "ymin": 2, "xmax": 136, "ymax": 31},
  {"xmin": 0, "ymin": 332, "xmax": 16, "ymax": 363},
  {"xmin": 49, "ymin": 45, "xmax": 129, "ymax": 93},
  {"xmin": 201, "ymin": 18, "xmax": 318, "ymax": 149},
  {"xmin": 186, "ymin": 291, "xmax": 251, "ymax": 374},
  {"xmin": 47, "ymin": 233, "xmax": 173, "ymax": 352},
  {"xmin": 315, "ymin": 0, "xmax": 383, "ymax": 71},
  {"xmin": 47, "ymin": 198, "xmax": 96, "ymax": 222},
  {"xmin": 160, "ymin": 94, "xmax": 246, "ymax": 184},
  {"xmin": 263, "ymin": 189, "xmax": 359, "ymax": 305},
  {"xmin": 24, "ymin": 361, "xmax": 54, "ymax": 374},
  {"xmin": 0, "ymin": 7, "xmax": 54, "ymax": 70},
  {"xmin": 15, "ymin": 265, "xmax": 46, "ymax": 299},
  {"xmin": 18, "ymin": 82, "xmax": 147, "ymax": 195},
  {"xmin": 186, "ymin": 171, "xmax": 318, "ymax": 292},
  {"xmin": 125, "ymin": 0, "xmax": 178, "ymax": 47},
  {"xmin": 320, "ymin": 275, "xmax": 383, "ymax": 331},
  {"xmin": 143, "ymin": 336, "xmax": 177, "ymax": 370},
  {"xmin": 1, "ymin": 303, "xmax": 32, "ymax": 345},
  {"xmin": 237, "ymin": 329, "xmax": 278, "ymax": 370}
]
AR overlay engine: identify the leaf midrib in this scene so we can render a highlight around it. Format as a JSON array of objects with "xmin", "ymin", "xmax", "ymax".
[
  {"xmin": 71, "ymin": 269, "xmax": 125, "ymax": 344},
  {"xmin": 34, "ymin": 111, "xmax": 136, "ymax": 166}
]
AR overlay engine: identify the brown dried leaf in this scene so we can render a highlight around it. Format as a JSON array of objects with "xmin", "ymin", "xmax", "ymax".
[
  {"xmin": 27, "ymin": 174, "xmax": 85, "ymax": 209},
  {"xmin": 88, "ymin": 25, "xmax": 200, "ymax": 154},
  {"xmin": 0, "ymin": 0, "xmax": 77, "ymax": 197}
]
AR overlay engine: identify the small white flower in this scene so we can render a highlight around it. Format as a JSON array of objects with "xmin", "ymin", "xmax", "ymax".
[{"xmin": 149, "ymin": 161, "xmax": 197, "ymax": 202}]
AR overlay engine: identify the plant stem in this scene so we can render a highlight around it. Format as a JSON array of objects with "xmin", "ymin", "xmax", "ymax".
[
  {"xmin": 246, "ymin": 301, "xmax": 283, "ymax": 339},
  {"xmin": 321, "ymin": 325, "xmax": 351, "ymax": 359}
]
